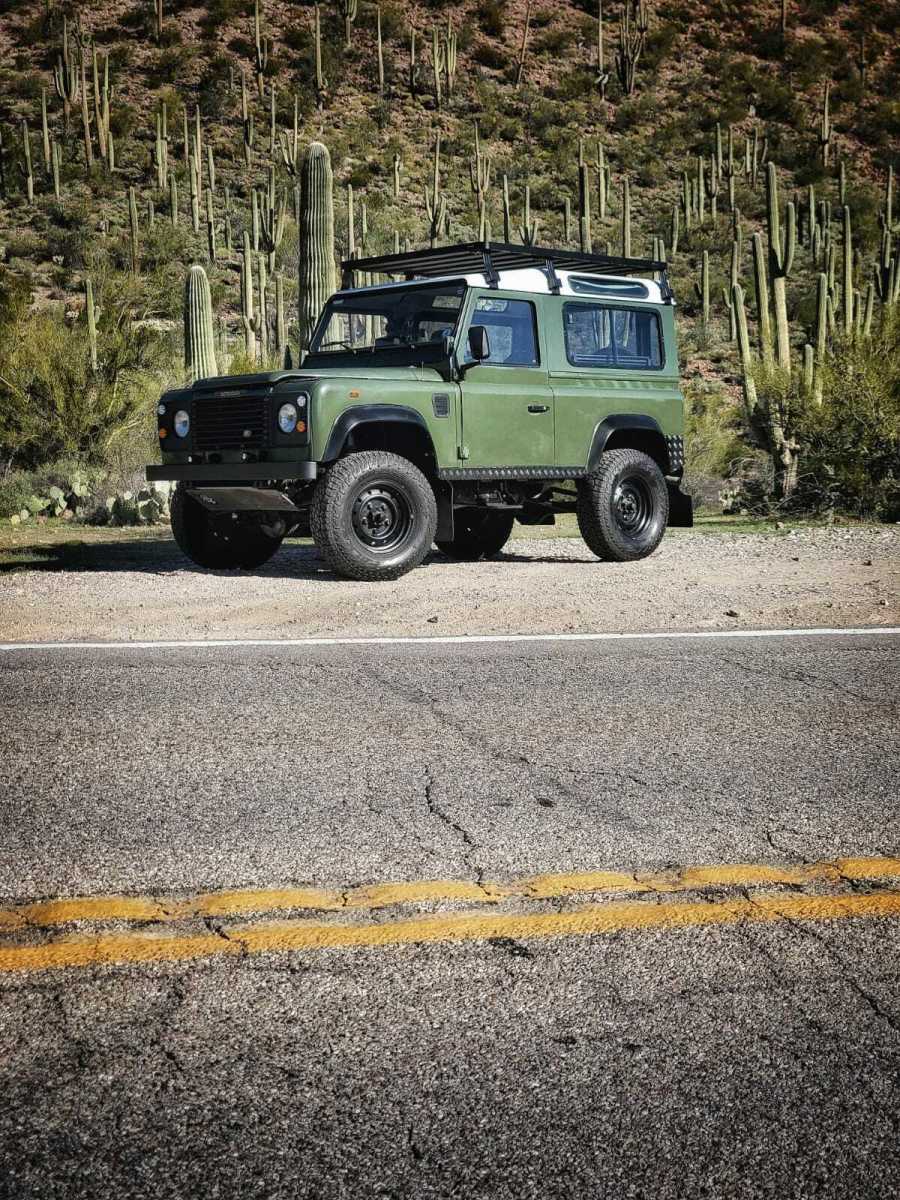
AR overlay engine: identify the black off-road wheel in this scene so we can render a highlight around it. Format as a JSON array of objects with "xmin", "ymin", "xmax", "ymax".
[
  {"xmin": 576, "ymin": 448, "xmax": 669, "ymax": 562},
  {"xmin": 171, "ymin": 486, "xmax": 283, "ymax": 570},
  {"xmin": 310, "ymin": 451, "xmax": 437, "ymax": 581},
  {"xmin": 436, "ymin": 509, "xmax": 515, "ymax": 561}
]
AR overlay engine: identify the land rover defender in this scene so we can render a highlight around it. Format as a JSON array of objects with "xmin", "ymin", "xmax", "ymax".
[{"xmin": 147, "ymin": 241, "xmax": 692, "ymax": 581}]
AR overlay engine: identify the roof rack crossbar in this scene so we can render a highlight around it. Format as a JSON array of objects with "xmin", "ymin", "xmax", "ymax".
[{"xmin": 339, "ymin": 240, "xmax": 666, "ymax": 285}]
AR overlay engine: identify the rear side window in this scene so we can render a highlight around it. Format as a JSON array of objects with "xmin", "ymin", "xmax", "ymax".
[
  {"xmin": 563, "ymin": 303, "xmax": 663, "ymax": 370},
  {"xmin": 464, "ymin": 297, "xmax": 540, "ymax": 366}
]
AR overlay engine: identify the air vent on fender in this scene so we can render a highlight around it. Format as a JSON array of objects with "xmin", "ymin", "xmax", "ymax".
[{"xmin": 432, "ymin": 393, "xmax": 450, "ymax": 418}]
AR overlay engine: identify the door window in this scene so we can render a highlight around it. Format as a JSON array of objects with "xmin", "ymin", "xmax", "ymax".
[
  {"xmin": 464, "ymin": 298, "xmax": 540, "ymax": 366},
  {"xmin": 563, "ymin": 303, "xmax": 663, "ymax": 369}
]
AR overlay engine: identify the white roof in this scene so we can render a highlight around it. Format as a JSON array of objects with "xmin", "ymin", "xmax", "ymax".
[{"xmin": 338, "ymin": 269, "xmax": 668, "ymax": 305}]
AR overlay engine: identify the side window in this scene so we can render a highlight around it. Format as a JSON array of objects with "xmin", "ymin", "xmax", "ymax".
[
  {"xmin": 563, "ymin": 303, "xmax": 663, "ymax": 370},
  {"xmin": 464, "ymin": 298, "xmax": 540, "ymax": 366}
]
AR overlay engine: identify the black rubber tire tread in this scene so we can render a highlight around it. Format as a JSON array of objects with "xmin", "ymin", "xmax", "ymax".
[
  {"xmin": 576, "ymin": 448, "xmax": 669, "ymax": 562},
  {"xmin": 436, "ymin": 509, "xmax": 515, "ymax": 560},
  {"xmin": 310, "ymin": 451, "xmax": 437, "ymax": 581},
  {"xmin": 171, "ymin": 486, "xmax": 283, "ymax": 570}
]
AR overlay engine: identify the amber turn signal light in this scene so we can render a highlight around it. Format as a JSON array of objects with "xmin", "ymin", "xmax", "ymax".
[
  {"xmin": 297, "ymin": 420, "xmax": 306, "ymax": 433},
  {"xmin": 158, "ymin": 428, "xmax": 167, "ymax": 439}
]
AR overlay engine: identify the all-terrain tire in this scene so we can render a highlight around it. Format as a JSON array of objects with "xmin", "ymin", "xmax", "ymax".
[
  {"xmin": 436, "ymin": 509, "xmax": 515, "ymax": 561},
  {"xmin": 576, "ymin": 448, "xmax": 669, "ymax": 562},
  {"xmin": 171, "ymin": 486, "xmax": 283, "ymax": 570},
  {"xmin": 310, "ymin": 451, "xmax": 437, "ymax": 581}
]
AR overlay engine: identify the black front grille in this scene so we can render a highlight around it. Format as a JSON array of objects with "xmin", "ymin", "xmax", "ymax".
[{"xmin": 193, "ymin": 395, "xmax": 267, "ymax": 451}]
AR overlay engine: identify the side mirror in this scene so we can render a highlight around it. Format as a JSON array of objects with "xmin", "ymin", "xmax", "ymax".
[{"xmin": 467, "ymin": 325, "xmax": 491, "ymax": 362}]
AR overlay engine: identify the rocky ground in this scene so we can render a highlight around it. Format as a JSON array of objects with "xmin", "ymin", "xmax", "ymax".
[{"xmin": 0, "ymin": 525, "xmax": 897, "ymax": 643}]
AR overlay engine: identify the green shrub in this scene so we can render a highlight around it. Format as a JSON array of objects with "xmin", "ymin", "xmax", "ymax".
[
  {"xmin": 473, "ymin": 40, "xmax": 508, "ymax": 70},
  {"xmin": 477, "ymin": 0, "xmax": 508, "ymax": 37},
  {"xmin": 533, "ymin": 26, "xmax": 576, "ymax": 55},
  {"xmin": 683, "ymin": 382, "xmax": 750, "ymax": 479},
  {"xmin": 793, "ymin": 316, "xmax": 900, "ymax": 520},
  {"xmin": 0, "ymin": 269, "xmax": 175, "ymax": 471},
  {"xmin": 642, "ymin": 22, "xmax": 679, "ymax": 71}
]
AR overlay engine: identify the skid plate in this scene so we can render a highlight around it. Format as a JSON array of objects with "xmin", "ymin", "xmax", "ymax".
[{"xmin": 190, "ymin": 487, "xmax": 299, "ymax": 514}]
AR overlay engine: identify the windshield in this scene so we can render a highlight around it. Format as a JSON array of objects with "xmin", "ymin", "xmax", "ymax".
[{"xmin": 311, "ymin": 283, "xmax": 465, "ymax": 354}]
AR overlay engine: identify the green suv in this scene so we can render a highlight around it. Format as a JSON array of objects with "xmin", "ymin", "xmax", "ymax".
[{"xmin": 148, "ymin": 242, "xmax": 691, "ymax": 581}]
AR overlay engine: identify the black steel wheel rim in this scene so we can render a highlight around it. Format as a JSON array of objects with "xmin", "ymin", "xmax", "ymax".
[
  {"xmin": 351, "ymin": 482, "xmax": 413, "ymax": 552},
  {"xmin": 612, "ymin": 474, "xmax": 654, "ymax": 538}
]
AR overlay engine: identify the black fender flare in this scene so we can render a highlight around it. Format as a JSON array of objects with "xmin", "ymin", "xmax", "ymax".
[
  {"xmin": 321, "ymin": 404, "xmax": 436, "ymax": 463},
  {"xmin": 321, "ymin": 404, "xmax": 452, "ymax": 540},
  {"xmin": 587, "ymin": 414, "xmax": 669, "ymax": 472}
]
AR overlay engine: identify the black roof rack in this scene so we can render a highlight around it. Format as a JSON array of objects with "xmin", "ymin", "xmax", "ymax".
[{"xmin": 340, "ymin": 241, "xmax": 666, "ymax": 292}]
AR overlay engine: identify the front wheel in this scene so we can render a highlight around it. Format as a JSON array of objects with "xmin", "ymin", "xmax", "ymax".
[
  {"xmin": 576, "ymin": 448, "xmax": 669, "ymax": 562},
  {"xmin": 310, "ymin": 451, "xmax": 437, "ymax": 581},
  {"xmin": 436, "ymin": 509, "xmax": 515, "ymax": 561},
  {"xmin": 171, "ymin": 486, "xmax": 283, "ymax": 570}
]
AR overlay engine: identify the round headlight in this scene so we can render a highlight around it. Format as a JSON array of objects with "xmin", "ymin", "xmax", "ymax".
[
  {"xmin": 174, "ymin": 410, "xmax": 190, "ymax": 438},
  {"xmin": 278, "ymin": 402, "xmax": 298, "ymax": 434}
]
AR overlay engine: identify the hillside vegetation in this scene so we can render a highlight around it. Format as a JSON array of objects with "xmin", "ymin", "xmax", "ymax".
[{"xmin": 0, "ymin": 0, "xmax": 898, "ymax": 520}]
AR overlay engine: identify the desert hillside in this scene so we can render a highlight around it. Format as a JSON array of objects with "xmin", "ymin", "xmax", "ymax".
[{"xmin": 0, "ymin": 0, "xmax": 897, "ymax": 512}]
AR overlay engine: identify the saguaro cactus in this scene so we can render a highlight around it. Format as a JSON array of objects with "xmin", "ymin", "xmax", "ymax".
[
  {"xmin": 515, "ymin": 0, "xmax": 532, "ymax": 89},
  {"xmin": 253, "ymin": 0, "xmax": 269, "ymax": 97},
  {"xmin": 85, "ymin": 277, "xmax": 98, "ymax": 372},
  {"xmin": 578, "ymin": 162, "xmax": 592, "ymax": 252},
  {"xmin": 128, "ymin": 185, "xmax": 140, "ymax": 273},
  {"xmin": 297, "ymin": 141, "xmax": 336, "ymax": 355},
  {"xmin": 258, "ymin": 164, "xmax": 286, "ymax": 272},
  {"xmin": 694, "ymin": 249, "xmax": 710, "ymax": 328},
  {"xmin": 376, "ymin": 6, "xmax": 385, "ymax": 96},
  {"xmin": 842, "ymin": 204, "xmax": 854, "ymax": 335},
  {"xmin": 341, "ymin": 0, "xmax": 358, "ymax": 48},
  {"xmin": 732, "ymin": 282, "xmax": 800, "ymax": 499},
  {"xmin": 469, "ymin": 123, "xmax": 492, "ymax": 240},
  {"xmin": 21, "ymin": 120, "xmax": 34, "ymax": 204},
  {"xmin": 424, "ymin": 133, "xmax": 446, "ymax": 247},
  {"xmin": 315, "ymin": 5, "xmax": 327, "ymax": 102},
  {"xmin": 621, "ymin": 177, "xmax": 631, "ymax": 257},
  {"xmin": 154, "ymin": 102, "xmax": 168, "ymax": 191},
  {"xmin": 519, "ymin": 184, "xmax": 539, "ymax": 245},
  {"xmin": 818, "ymin": 81, "xmax": 833, "ymax": 166},
  {"xmin": 53, "ymin": 16, "xmax": 79, "ymax": 132},
  {"xmin": 614, "ymin": 0, "xmax": 648, "ymax": 97},
  {"xmin": 184, "ymin": 264, "xmax": 218, "ymax": 382},
  {"xmin": 765, "ymin": 162, "xmax": 796, "ymax": 372},
  {"xmin": 751, "ymin": 231, "xmax": 773, "ymax": 364}
]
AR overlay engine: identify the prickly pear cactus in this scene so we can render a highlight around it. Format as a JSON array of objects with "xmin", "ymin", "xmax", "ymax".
[
  {"xmin": 183, "ymin": 263, "xmax": 218, "ymax": 383},
  {"xmin": 297, "ymin": 141, "xmax": 336, "ymax": 356}
]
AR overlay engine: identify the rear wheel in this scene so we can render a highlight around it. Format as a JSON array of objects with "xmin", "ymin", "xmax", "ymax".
[
  {"xmin": 171, "ymin": 486, "xmax": 283, "ymax": 570},
  {"xmin": 576, "ymin": 448, "xmax": 669, "ymax": 562},
  {"xmin": 310, "ymin": 451, "xmax": 437, "ymax": 581},
  {"xmin": 436, "ymin": 509, "xmax": 515, "ymax": 561}
]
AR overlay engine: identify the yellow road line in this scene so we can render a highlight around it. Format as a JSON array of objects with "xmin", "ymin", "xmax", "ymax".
[
  {"xmin": 3, "ymin": 890, "xmax": 900, "ymax": 975},
  {"xmin": 2, "ymin": 857, "xmax": 900, "ymax": 932}
]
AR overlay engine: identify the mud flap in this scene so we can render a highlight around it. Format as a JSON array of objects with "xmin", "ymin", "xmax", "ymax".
[{"xmin": 667, "ymin": 483, "xmax": 693, "ymax": 528}]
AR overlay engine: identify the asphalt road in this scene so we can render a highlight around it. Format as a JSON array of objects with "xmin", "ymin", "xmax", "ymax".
[{"xmin": 1, "ymin": 632, "xmax": 899, "ymax": 1199}]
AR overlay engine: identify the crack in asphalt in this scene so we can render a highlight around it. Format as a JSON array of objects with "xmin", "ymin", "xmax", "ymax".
[
  {"xmin": 359, "ymin": 768, "xmax": 440, "ymax": 865},
  {"xmin": 422, "ymin": 764, "xmax": 487, "ymax": 889},
  {"xmin": 724, "ymin": 654, "xmax": 898, "ymax": 711},
  {"xmin": 778, "ymin": 913, "xmax": 900, "ymax": 1039},
  {"xmin": 764, "ymin": 827, "xmax": 805, "ymax": 861}
]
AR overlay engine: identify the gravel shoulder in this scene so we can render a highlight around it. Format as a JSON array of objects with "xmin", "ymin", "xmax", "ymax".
[{"xmin": 0, "ymin": 524, "xmax": 897, "ymax": 642}]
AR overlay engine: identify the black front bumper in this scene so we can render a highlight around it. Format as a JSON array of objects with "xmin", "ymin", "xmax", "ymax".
[{"xmin": 146, "ymin": 462, "xmax": 318, "ymax": 483}]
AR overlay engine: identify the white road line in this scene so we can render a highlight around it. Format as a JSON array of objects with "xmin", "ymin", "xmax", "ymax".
[{"xmin": 1, "ymin": 627, "xmax": 899, "ymax": 652}]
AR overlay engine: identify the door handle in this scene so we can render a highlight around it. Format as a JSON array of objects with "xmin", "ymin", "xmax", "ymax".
[{"xmin": 527, "ymin": 404, "xmax": 550, "ymax": 413}]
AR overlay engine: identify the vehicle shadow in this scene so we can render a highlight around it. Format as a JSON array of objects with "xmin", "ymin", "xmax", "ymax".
[{"xmin": 0, "ymin": 536, "xmax": 595, "ymax": 578}]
